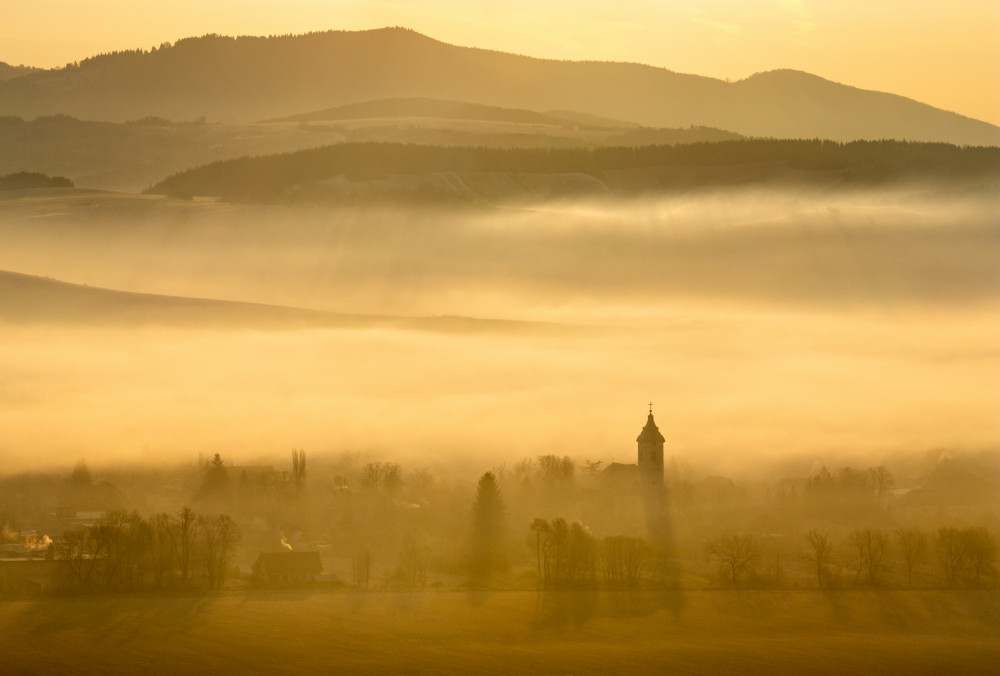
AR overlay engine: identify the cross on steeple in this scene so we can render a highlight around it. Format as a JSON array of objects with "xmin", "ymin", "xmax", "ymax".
[{"xmin": 648, "ymin": 401, "xmax": 653, "ymax": 414}]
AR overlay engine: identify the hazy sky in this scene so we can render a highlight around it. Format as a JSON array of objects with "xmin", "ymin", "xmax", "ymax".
[{"xmin": 2, "ymin": 1, "xmax": 998, "ymax": 126}]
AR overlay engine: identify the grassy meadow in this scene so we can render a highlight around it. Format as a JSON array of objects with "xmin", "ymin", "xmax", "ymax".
[{"xmin": 2, "ymin": 589, "xmax": 998, "ymax": 675}]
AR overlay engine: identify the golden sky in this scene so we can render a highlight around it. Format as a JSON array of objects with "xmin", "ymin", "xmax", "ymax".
[{"xmin": 3, "ymin": 1, "xmax": 999, "ymax": 126}]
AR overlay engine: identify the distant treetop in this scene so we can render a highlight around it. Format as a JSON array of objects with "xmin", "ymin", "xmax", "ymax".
[{"xmin": 0, "ymin": 171, "xmax": 73, "ymax": 190}]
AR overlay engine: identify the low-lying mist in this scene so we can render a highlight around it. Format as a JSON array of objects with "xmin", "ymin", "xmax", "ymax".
[{"xmin": 0, "ymin": 188, "xmax": 997, "ymax": 474}]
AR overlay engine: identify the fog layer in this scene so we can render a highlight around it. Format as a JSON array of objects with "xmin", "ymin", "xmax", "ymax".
[{"xmin": 0, "ymin": 190, "xmax": 997, "ymax": 473}]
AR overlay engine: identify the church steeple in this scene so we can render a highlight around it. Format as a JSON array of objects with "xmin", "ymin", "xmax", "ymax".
[{"xmin": 637, "ymin": 405, "xmax": 665, "ymax": 488}]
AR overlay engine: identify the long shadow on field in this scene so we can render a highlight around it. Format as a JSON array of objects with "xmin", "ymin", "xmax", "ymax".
[
  {"xmin": 13, "ymin": 594, "xmax": 215, "ymax": 644},
  {"xmin": 644, "ymin": 483, "xmax": 685, "ymax": 618},
  {"xmin": 531, "ymin": 590, "xmax": 599, "ymax": 630},
  {"xmin": 240, "ymin": 588, "xmax": 318, "ymax": 603}
]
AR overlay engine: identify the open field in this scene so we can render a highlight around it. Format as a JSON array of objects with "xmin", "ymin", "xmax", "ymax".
[{"xmin": 1, "ymin": 590, "xmax": 997, "ymax": 675}]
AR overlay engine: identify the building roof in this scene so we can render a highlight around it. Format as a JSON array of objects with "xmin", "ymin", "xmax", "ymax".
[
  {"xmin": 636, "ymin": 412, "xmax": 665, "ymax": 444},
  {"xmin": 254, "ymin": 551, "xmax": 322, "ymax": 575}
]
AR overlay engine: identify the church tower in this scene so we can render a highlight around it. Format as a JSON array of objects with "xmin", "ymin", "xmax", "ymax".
[{"xmin": 637, "ymin": 405, "xmax": 665, "ymax": 489}]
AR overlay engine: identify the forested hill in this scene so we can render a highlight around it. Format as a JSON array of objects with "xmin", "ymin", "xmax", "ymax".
[
  {"xmin": 2, "ymin": 28, "xmax": 998, "ymax": 145},
  {"xmin": 146, "ymin": 140, "xmax": 1000, "ymax": 203},
  {"xmin": 0, "ymin": 61, "xmax": 39, "ymax": 81},
  {"xmin": 270, "ymin": 97, "xmax": 574, "ymax": 126}
]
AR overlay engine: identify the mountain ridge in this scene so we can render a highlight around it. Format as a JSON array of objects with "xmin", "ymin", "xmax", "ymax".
[{"xmin": 1, "ymin": 27, "xmax": 997, "ymax": 145}]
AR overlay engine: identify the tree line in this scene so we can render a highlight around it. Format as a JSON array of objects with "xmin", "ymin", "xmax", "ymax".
[
  {"xmin": 146, "ymin": 139, "xmax": 1000, "ymax": 202},
  {"xmin": 60, "ymin": 506, "xmax": 241, "ymax": 592},
  {"xmin": 706, "ymin": 526, "xmax": 998, "ymax": 589}
]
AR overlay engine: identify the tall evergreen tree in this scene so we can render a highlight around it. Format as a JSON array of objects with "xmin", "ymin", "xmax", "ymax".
[{"xmin": 470, "ymin": 471, "xmax": 507, "ymax": 584}]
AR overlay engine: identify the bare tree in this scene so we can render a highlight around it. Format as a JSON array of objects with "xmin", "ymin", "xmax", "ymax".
[
  {"xmin": 805, "ymin": 530, "xmax": 833, "ymax": 588},
  {"xmin": 549, "ymin": 518, "xmax": 568, "ymax": 586},
  {"xmin": 512, "ymin": 458, "xmax": 536, "ymax": 485},
  {"xmin": 363, "ymin": 462, "xmax": 383, "ymax": 493},
  {"xmin": 198, "ymin": 514, "xmax": 241, "ymax": 590},
  {"xmin": 61, "ymin": 525, "xmax": 103, "ymax": 590},
  {"xmin": 601, "ymin": 535, "xmax": 648, "ymax": 588},
  {"xmin": 936, "ymin": 527, "xmax": 966, "ymax": 587},
  {"xmin": 706, "ymin": 534, "xmax": 759, "ymax": 586},
  {"xmin": 895, "ymin": 528, "xmax": 928, "ymax": 587},
  {"xmin": 362, "ymin": 461, "xmax": 402, "ymax": 494},
  {"xmin": 960, "ymin": 527, "xmax": 997, "ymax": 587},
  {"xmin": 382, "ymin": 463, "xmax": 402, "ymax": 494},
  {"xmin": 620, "ymin": 536, "xmax": 648, "ymax": 586},
  {"xmin": 399, "ymin": 535, "xmax": 428, "ymax": 588},
  {"xmin": 148, "ymin": 512, "xmax": 174, "ymax": 589},
  {"xmin": 865, "ymin": 529, "xmax": 890, "ymax": 585},
  {"xmin": 529, "ymin": 518, "xmax": 551, "ymax": 587},
  {"xmin": 537, "ymin": 455, "xmax": 575, "ymax": 486},
  {"xmin": 174, "ymin": 506, "xmax": 196, "ymax": 585},
  {"xmin": 96, "ymin": 509, "xmax": 149, "ymax": 591}
]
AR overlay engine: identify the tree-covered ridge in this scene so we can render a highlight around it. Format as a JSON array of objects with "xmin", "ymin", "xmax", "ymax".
[
  {"xmin": 0, "ymin": 171, "xmax": 73, "ymax": 190},
  {"xmin": 147, "ymin": 139, "xmax": 1000, "ymax": 202},
  {"xmin": 0, "ymin": 61, "xmax": 40, "ymax": 82}
]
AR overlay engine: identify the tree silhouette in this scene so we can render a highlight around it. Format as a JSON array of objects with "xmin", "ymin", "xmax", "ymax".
[
  {"xmin": 70, "ymin": 460, "xmax": 92, "ymax": 486},
  {"xmin": 362, "ymin": 461, "xmax": 401, "ymax": 494},
  {"xmin": 849, "ymin": 528, "xmax": 890, "ymax": 585},
  {"xmin": 292, "ymin": 448, "xmax": 306, "ymax": 494},
  {"xmin": 706, "ymin": 533, "xmax": 758, "ymax": 587},
  {"xmin": 895, "ymin": 528, "xmax": 928, "ymax": 587},
  {"xmin": 470, "ymin": 471, "xmax": 507, "ymax": 583},
  {"xmin": 529, "ymin": 518, "xmax": 551, "ymax": 587},
  {"xmin": 199, "ymin": 513, "xmax": 241, "ymax": 590},
  {"xmin": 174, "ymin": 506, "xmax": 196, "ymax": 585},
  {"xmin": 805, "ymin": 530, "xmax": 833, "ymax": 588}
]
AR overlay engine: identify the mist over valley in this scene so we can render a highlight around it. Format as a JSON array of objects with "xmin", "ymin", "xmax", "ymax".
[{"xmin": 1, "ymin": 18, "xmax": 998, "ymax": 675}]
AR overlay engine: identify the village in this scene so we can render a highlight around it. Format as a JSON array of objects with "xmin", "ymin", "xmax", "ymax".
[{"xmin": 2, "ymin": 412, "xmax": 997, "ymax": 597}]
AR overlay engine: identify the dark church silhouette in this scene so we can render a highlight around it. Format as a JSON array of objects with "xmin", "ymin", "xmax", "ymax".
[{"xmin": 601, "ymin": 405, "xmax": 666, "ymax": 491}]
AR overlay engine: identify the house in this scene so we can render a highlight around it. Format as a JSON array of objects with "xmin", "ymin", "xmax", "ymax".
[
  {"xmin": 252, "ymin": 551, "xmax": 322, "ymax": 586},
  {"xmin": 0, "ymin": 558, "xmax": 64, "ymax": 596}
]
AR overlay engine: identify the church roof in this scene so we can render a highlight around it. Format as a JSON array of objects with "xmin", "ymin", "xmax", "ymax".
[{"xmin": 636, "ymin": 412, "xmax": 665, "ymax": 444}]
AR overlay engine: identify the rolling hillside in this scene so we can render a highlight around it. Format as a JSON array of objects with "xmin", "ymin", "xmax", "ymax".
[
  {"xmin": 0, "ymin": 104, "xmax": 738, "ymax": 192},
  {"xmin": 2, "ymin": 28, "xmax": 997, "ymax": 145},
  {"xmin": 0, "ymin": 270, "xmax": 549, "ymax": 333}
]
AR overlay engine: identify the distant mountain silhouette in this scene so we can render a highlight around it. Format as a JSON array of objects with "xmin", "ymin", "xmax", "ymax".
[
  {"xmin": 0, "ymin": 269, "xmax": 557, "ymax": 333},
  {"xmin": 0, "ymin": 61, "xmax": 39, "ymax": 82},
  {"xmin": 270, "ymin": 97, "xmax": 573, "ymax": 126},
  {"xmin": 1, "ymin": 28, "xmax": 997, "ymax": 145}
]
